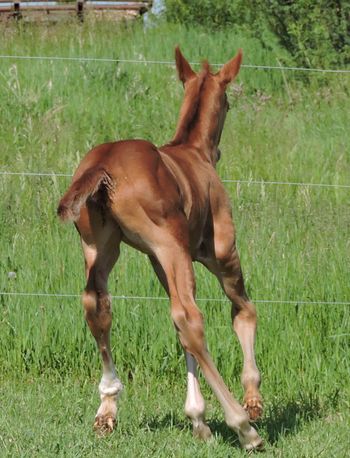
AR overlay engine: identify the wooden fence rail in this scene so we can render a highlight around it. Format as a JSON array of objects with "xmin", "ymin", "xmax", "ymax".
[{"xmin": 0, "ymin": 0, "xmax": 151, "ymax": 20}]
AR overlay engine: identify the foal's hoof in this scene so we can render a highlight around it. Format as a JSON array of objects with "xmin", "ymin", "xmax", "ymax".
[
  {"xmin": 245, "ymin": 438, "xmax": 264, "ymax": 453},
  {"xmin": 243, "ymin": 397, "xmax": 263, "ymax": 421},
  {"xmin": 193, "ymin": 422, "xmax": 212, "ymax": 441},
  {"xmin": 239, "ymin": 426, "xmax": 264, "ymax": 452},
  {"xmin": 94, "ymin": 415, "xmax": 116, "ymax": 435}
]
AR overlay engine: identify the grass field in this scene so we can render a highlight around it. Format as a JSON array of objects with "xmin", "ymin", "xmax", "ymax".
[{"xmin": 0, "ymin": 20, "xmax": 349, "ymax": 457}]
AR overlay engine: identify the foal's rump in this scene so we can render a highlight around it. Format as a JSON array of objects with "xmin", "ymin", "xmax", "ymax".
[{"xmin": 57, "ymin": 139, "xmax": 182, "ymax": 231}]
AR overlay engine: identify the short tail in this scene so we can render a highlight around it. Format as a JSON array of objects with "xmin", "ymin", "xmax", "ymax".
[{"xmin": 57, "ymin": 167, "xmax": 112, "ymax": 222}]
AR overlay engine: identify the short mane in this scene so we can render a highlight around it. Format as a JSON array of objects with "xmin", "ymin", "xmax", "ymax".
[{"xmin": 169, "ymin": 63, "xmax": 210, "ymax": 146}]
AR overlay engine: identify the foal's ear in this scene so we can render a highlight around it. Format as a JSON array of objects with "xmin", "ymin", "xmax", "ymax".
[
  {"xmin": 175, "ymin": 46, "xmax": 196, "ymax": 84},
  {"xmin": 217, "ymin": 49, "xmax": 243, "ymax": 86}
]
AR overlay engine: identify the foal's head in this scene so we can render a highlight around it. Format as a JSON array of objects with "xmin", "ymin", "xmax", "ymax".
[{"xmin": 171, "ymin": 47, "xmax": 243, "ymax": 165}]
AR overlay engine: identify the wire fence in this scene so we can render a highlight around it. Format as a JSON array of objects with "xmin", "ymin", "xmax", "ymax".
[
  {"xmin": 1, "ymin": 52, "xmax": 349, "ymax": 308},
  {"xmin": 1, "ymin": 54, "xmax": 350, "ymax": 74},
  {"xmin": 1, "ymin": 172, "xmax": 348, "ymax": 306},
  {"xmin": 1, "ymin": 52, "xmax": 349, "ymax": 191},
  {"xmin": 0, "ymin": 170, "xmax": 349, "ymax": 189},
  {"xmin": 0, "ymin": 291, "xmax": 349, "ymax": 306}
]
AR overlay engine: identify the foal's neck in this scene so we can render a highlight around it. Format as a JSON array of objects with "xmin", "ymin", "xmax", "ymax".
[
  {"xmin": 170, "ymin": 79, "xmax": 223, "ymax": 166},
  {"xmin": 187, "ymin": 101, "xmax": 222, "ymax": 165}
]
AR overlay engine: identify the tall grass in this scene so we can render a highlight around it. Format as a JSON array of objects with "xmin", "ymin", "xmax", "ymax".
[{"xmin": 0, "ymin": 20, "xmax": 349, "ymax": 455}]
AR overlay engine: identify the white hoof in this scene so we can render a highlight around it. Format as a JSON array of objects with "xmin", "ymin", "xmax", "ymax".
[{"xmin": 238, "ymin": 425, "xmax": 264, "ymax": 451}]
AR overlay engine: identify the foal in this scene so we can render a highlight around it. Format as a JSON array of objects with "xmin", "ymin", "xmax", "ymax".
[{"xmin": 58, "ymin": 47, "xmax": 263, "ymax": 450}]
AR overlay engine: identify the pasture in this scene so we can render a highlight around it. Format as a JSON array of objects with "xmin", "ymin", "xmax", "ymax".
[{"xmin": 0, "ymin": 21, "xmax": 349, "ymax": 456}]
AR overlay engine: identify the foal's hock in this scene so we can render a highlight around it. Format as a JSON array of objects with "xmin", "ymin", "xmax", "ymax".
[{"xmin": 58, "ymin": 47, "xmax": 263, "ymax": 451}]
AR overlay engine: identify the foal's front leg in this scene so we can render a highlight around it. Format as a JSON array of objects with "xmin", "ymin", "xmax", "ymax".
[
  {"xmin": 200, "ymin": 249, "xmax": 262, "ymax": 420},
  {"xmin": 199, "ymin": 216, "xmax": 263, "ymax": 421},
  {"xmin": 184, "ymin": 352, "xmax": 212, "ymax": 440},
  {"xmin": 149, "ymin": 256, "xmax": 211, "ymax": 440}
]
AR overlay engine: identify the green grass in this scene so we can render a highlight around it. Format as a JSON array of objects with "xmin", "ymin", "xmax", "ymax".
[
  {"xmin": 0, "ymin": 20, "xmax": 349, "ymax": 456},
  {"xmin": 0, "ymin": 377, "xmax": 349, "ymax": 457}
]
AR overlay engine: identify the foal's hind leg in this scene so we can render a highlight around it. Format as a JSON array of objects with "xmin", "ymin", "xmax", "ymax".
[
  {"xmin": 152, "ymin": 229, "xmax": 262, "ymax": 450},
  {"xmin": 199, "ymin": 220, "xmax": 262, "ymax": 421},
  {"xmin": 149, "ymin": 256, "xmax": 211, "ymax": 440},
  {"xmin": 77, "ymin": 208, "xmax": 123, "ymax": 433}
]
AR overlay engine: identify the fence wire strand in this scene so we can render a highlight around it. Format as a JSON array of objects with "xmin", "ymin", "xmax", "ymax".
[
  {"xmin": 0, "ymin": 291, "xmax": 349, "ymax": 306},
  {"xmin": 0, "ymin": 171, "xmax": 349, "ymax": 189},
  {"xmin": 0, "ymin": 171, "xmax": 73, "ymax": 177},
  {"xmin": 1, "ymin": 54, "xmax": 350, "ymax": 74}
]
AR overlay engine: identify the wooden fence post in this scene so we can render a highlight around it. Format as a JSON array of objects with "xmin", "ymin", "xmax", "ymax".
[
  {"xmin": 14, "ymin": 1, "xmax": 21, "ymax": 19},
  {"xmin": 77, "ymin": 0, "xmax": 84, "ymax": 21}
]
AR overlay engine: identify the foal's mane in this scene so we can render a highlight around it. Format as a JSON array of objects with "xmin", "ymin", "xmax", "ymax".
[{"xmin": 169, "ymin": 62, "xmax": 211, "ymax": 146}]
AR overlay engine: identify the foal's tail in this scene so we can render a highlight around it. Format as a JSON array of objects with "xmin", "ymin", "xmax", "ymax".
[{"xmin": 57, "ymin": 167, "xmax": 112, "ymax": 222}]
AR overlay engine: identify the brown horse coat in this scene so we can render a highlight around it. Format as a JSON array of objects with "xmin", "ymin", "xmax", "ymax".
[{"xmin": 58, "ymin": 47, "xmax": 263, "ymax": 450}]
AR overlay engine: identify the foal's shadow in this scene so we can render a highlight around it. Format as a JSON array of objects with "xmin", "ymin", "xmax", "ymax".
[
  {"xmin": 144, "ymin": 413, "xmax": 241, "ymax": 447},
  {"xmin": 145, "ymin": 413, "xmax": 189, "ymax": 434},
  {"xmin": 260, "ymin": 396, "xmax": 321, "ymax": 444},
  {"xmin": 144, "ymin": 396, "xmax": 321, "ymax": 447}
]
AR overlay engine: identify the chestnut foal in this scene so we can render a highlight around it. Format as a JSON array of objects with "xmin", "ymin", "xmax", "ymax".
[{"xmin": 58, "ymin": 47, "xmax": 263, "ymax": 450}]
